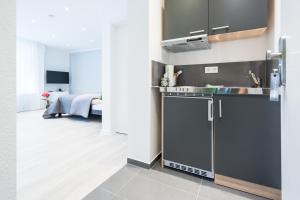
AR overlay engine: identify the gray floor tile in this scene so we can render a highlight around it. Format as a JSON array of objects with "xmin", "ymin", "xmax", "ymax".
[
  {"xmin": 100, "ymin": 164, "xmax": 141, "ymax": 194},
  {"xmin": 199, "ymin": 179, "xmax": 268, "ymax": 200},
  {"xmin": 197, "ymin": 183, "xmax": 234, "ymax": 200},
  {"xmin": 83, "ymin": 188, "xmax": 121, "ymax": 200},
  {"xmin": 117, "ymin": 174, "xmax": 197, "ymax": 200},
  {"xmin": 84, "ymin": 162, "xmax": 270, "ymax": 200},
  {"xmin": 139, "ymin": 165, "xmax": 201, "ymax": 195},
  {"xmin": 229, "ymin": 189, "xmax": 269, "ymax": 200}
]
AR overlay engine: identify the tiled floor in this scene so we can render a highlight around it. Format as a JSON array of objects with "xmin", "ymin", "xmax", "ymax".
[{"xmin": 83, "ymin": 162, "xmax": 268, "ymax": 200}]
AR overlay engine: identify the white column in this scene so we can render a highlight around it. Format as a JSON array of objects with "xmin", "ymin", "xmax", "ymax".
[
  {"xmin": 0, "ymin": 0, "xmax": 16, "ymax": 199},
  {"xmin": 127, "ymin": 0, "xmax": 152, "ymax": 163},
  {"xmin": 101, "ymin": 24, "xmax": 113, "ymax": 134}
]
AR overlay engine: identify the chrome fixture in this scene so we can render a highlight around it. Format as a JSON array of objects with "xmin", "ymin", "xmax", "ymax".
[
  {"xmin": 190, "ymin": 30, "xmax": 205, "ymax": 36},
  {"xmin": 266, "ymin": 37, "xmax": 286, "ymax": 101},
  {"xmin": 270, "ymin": 69, "xmax": 280, "ymax": 102},
  {"xmin": 211, "ymin": 25, "xmax": 230, "ymax": 31},
  {"xmin": 219, "ymin": 100, "xmax": 222, "ymax": 118},
  {"xmin": 208, "ymin": 100, "xmax": 214, "ymax": 122},
  {"xmin": 249, "ymin": 70, "xmax": 261, "ymax": 88}
]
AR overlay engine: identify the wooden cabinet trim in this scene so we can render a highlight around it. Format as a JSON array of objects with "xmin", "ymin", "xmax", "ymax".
[
  {"xmin": 215, "ymin": 174, "xmax": 281, "ymax": 200},
  {"xmin": 208, "ymin": 27, "xmax": 267, "ymax": 43}
]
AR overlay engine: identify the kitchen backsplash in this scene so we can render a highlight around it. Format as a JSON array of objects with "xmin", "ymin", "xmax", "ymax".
[{"xmin": 152, "ymin": 60, "xmax": 274, "ymax": 88}]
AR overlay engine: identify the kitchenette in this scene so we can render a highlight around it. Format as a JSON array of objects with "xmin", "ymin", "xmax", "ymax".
[{"xmin": 153, "ymin": 0, "xmax": 282, "ymax": 199}]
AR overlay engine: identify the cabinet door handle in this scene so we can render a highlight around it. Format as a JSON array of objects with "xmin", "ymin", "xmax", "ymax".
[
  {"xmin": 219, "ymin": 100, "xmax": 222, "ymax": 118},
  {"xmin": 208, "ymin": 100, "xmax": 213, "ymax": 122},
  {"xmin": 190, "ymin": 30, "xmax": 205, "ymax": 35},
  {"xmin": 212, "ymin": 25, "xmax": 230, "ymax": 31}
]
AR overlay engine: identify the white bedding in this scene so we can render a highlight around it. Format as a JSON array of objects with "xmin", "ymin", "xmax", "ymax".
[
  {"xmin": 92, "ymin": 104, "xmax": 102, "ymax": 111},
  {"xmin": 91, "ymin": 98, "xmax": 102, "ymax": 111},
  {"xmin": 91, "ymin": 98, "xmax": 102, "ymax": 105}
]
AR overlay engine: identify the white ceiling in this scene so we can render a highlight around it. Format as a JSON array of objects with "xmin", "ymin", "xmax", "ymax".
[{"xmin": 17, "ymin": 0, "xmax": 127, "ymax": 51}]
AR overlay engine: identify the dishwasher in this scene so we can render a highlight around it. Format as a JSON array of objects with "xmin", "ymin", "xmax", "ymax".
[{"xmin": 163, "ymin": 93, "xmax": 214, "ymax": 179}]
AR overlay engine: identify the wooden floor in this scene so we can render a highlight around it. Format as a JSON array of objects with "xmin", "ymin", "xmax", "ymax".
[{"xmin": 17, "ymin": 110, "xmax": 128, "ymax": 200}]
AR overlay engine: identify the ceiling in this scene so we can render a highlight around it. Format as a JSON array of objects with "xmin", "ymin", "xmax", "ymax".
[{"xmin": 17, "ymin": 0, "xmax": 127, "ymax": 51}]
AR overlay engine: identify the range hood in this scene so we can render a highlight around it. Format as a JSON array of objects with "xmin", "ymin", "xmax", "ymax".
[{"xmin": 161, "ymin": 34, "xmax": 210, "ymax": 53}]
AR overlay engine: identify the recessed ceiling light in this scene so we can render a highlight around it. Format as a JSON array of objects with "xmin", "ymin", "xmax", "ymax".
[
  {"xmin": 31, "ymin": 19, "xmax": 37, "ymax": 24},
  {"xmin": 66, "ymin": 44, "xmax": 71, "ymax": 47},
  {"xmin": 51, "ymin": 34, "xmax": 56, "ymax": 38},
  {"xmin": 64, "ymin": 7, "xmax": 70, "ymax": 12},
  {"xmin": 90, "ymin": 40, "xmax": 95, "ymax": 43},
  {"xmin": 81, "ymin": 27, "xmax": 87, "ymax": 32}
]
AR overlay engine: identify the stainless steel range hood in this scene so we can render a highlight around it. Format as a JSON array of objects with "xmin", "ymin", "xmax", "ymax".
[{"xmin": 161, "ymin": 34, "xmax": 210, "ymax": 53}]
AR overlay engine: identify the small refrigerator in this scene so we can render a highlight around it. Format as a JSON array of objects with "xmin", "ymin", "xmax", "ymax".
[{"xmin": 163, "ymin": 94, "xmax": 214, "ymax": 179}]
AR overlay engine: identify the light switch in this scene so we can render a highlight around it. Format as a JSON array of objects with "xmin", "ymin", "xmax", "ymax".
[{"xmin": 205, "ymin": 66, "xmax": 219, "ymax": 74}]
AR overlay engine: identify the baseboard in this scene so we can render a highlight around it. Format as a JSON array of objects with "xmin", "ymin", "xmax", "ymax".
[
  {"xmin": 150, "ymin": 152, "xmax": 162, "ymax": 167},
  {"xmin": 215, "ymin": 174, "xmax": 281, "ymax": 200},
  {"xmin": 127, "ymin": 153, "xmax": 161, "ymax": 169}
]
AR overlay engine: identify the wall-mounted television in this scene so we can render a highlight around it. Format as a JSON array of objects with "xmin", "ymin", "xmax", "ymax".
[{"xmin": 46, "ymin": 70, "xmax": 69, "ymax": 84}]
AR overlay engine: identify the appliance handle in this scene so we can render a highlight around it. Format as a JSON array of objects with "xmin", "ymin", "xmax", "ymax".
[
  {"xmin": 190, "ymin": 30, "xmax": 205, "ymax": 35},
  {"xmin": 208, "ymin": 100, "xmax": 213, "ymax": 122},
  {"xmin": 219, "ymin": 100, "xmax": 222, "ymax": 118},
  {"xmin": 212, "ymin": 25, "xmax": 230, "ymax": 31}
]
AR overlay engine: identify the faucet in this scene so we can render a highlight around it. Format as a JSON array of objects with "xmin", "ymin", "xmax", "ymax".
[
  {"xmin": 175, "ymin": 70, "xmax": 183, "ymax": 78},
  {"xmin": 249, "ymin": 70, "xmax": 262, "ymax": 88}
]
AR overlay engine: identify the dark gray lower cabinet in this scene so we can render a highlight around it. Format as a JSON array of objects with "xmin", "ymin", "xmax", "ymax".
[
  {"xmin": 214, "ymin": 95, "xmax": 281, "ymax": 189},
  {"xmin": 163, "ymin": 95, "xmax": 214, "ymax": 178}
]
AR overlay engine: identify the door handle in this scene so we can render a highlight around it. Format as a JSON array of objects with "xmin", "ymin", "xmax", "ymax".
[
  {"xmin": 190, "ymin": 30, "xmax": 205, "ymax": 35},
  {"xmin": 211, "ymin": 25, "xmax": 230, "ymax": 31},
  {"xmin": 219, "ymin": 100, "xmax": 222, "ymax": 118},
  {"xmin": 266, "ymin": 37, "xmax": 286, "ymax": 102},
  {"xmin": 208, "ymin": 100, "xmax": 213, "ymax": 122}
]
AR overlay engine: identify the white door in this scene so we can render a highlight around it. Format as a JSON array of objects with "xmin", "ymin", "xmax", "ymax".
[{"xmin": 279, "ymin": 0, "xmax": 300, "ymax": 199}]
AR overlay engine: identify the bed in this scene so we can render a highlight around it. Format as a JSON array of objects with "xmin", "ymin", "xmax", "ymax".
[
  {"xmin": 90, "ymin": 98, "xmax": 102, "ymax": 116},
  {"xmin": 43, "ymin": 94, "xmax": 102, "ymax": 119}
]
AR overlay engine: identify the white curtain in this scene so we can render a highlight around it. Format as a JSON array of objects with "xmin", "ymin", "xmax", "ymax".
[{"xmin": 17, "ymin": 38, "xmax": 45, "ymax": 112}]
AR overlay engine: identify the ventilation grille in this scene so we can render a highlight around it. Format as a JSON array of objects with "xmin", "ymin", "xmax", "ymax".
[{"xmin": 164, "ymin": 160, "xmax": 214, "ymax": 179}]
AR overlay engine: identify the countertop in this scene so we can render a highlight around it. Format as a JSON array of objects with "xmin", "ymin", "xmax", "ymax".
[{"xmin": 156, "ymin": 86, "xmax": 271, "ymax": 95}]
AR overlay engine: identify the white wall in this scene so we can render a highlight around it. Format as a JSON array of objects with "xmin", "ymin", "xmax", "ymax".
[
  {"xmin": 70, "ymin": 50, "xmax": 102, "ymax": 95},
  {"xmin": 111, "ymin": 24, "xmax": 129, "ymax": 134},
  {"xmin": 0, "ymin": 0, "xmax": 16, "ymax": 199},
  {"xmin": 128, "ymin": 0, "xmax": 152, "ymax": 164},
  {"xmin": 280, "ymin": 0, "xmax": 300, "ymax": 199},
  {"xmin": 44, "ymin": 46, "xmax": 70, "ymax": 92},
  {"xmin": 149, "ymin": 0, "xmax": 168, "ymax": 162},
  {"xmin": 128, "ymin": 0, "xmax": 168, "ymax": 164}
]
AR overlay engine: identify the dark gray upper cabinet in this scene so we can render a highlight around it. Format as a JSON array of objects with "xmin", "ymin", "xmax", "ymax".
[
  {"xmin": 209, "ymin": 0, "xmax": 268, "ymax": 35},
  {"xmin": 214, "ymin": 95, "xmax": 281, "ymax": 189},
  {"xmin": 163, "ymin": 0, "xmax": 209, "ymax": 40}
]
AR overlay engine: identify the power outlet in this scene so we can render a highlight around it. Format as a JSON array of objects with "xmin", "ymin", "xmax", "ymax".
[{"xmin": 205, "ymin": 66, "xmax": 219, "ymax": 74}]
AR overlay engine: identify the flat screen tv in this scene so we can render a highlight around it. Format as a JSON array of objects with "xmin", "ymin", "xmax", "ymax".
[{"xmin": 46, "ymin": 70, "xmax": 69, "ymax": 84}]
